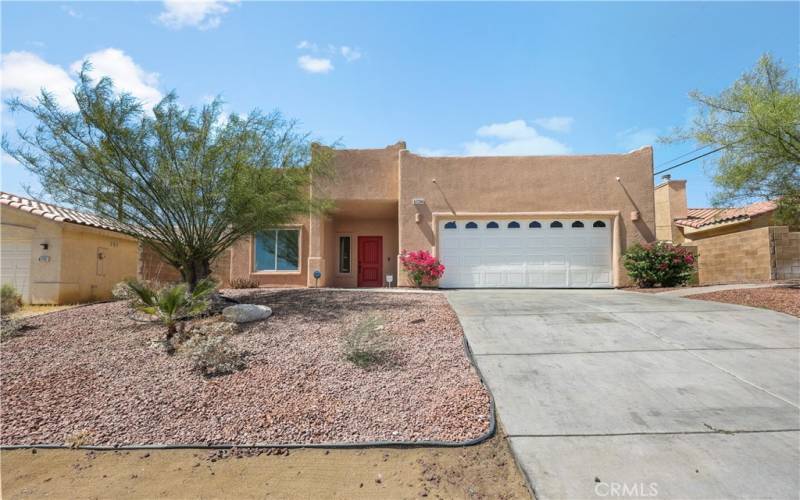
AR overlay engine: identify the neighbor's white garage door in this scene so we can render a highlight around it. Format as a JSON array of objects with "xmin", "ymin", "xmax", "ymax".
[
  {"xmin": 1, "ymin": 234, "xmax": 32, "ymax": 302},
  {"xmin": 438, "ymin": 218, "xmax": 612, "ymax": 288}
]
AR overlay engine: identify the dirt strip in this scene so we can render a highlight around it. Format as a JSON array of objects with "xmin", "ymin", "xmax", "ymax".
[{"xmin": 1, "ymin": 430, "xmax": 532, "ymax": 500}]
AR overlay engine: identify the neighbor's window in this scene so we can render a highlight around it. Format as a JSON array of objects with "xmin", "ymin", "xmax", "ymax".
[
  {"xmin": 339, "ymin": 236, "xmax": 351, "ymax": 273},
  {"xmin": 254, "ymin": 229, "xmax": 300, "ymax": 271}
]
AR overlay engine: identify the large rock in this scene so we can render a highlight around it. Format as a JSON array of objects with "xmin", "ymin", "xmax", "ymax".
[{"xmin": 222, "ymin": 304, "xmax": 272, "ymax": 323}]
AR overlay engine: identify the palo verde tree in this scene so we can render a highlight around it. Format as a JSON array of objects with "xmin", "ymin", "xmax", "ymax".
[
  {"xmin": 3, "ymin": 66, "xmax": 331, "ymax": 288},
  {"xmin": 668, "ymin": 54, "xmax": 800, "ymax": 226}
]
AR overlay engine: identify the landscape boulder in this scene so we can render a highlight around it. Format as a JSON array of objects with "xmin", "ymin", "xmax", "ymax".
[{"xmin": 222, "ymin": 304, "xmax": 272, "ymax": 323}]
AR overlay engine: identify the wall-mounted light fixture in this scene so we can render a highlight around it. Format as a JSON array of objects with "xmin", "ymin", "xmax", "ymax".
[
  {"xmin": 412, "ymin": 198, "xmax": 425, "ymax": 205},
  {"xmin": 40, "ymin": 243, "xmax": 49, "ymax": 250}
]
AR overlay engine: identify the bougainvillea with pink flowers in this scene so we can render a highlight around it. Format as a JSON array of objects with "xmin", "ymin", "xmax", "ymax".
[
  {"xmin": 399, "ymin": 250, "xmax": 445, "ymax": 287},
  {"xmin": 623, "ymin": 241, "xmax": 696, "ymax": 288}
]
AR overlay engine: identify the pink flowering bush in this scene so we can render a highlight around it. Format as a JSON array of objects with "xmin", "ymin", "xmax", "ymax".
[
  {"xmin": 623, "ymin": 241, "xmax": 696, "ymax": 288},
  {"xmin": 399, "ymin": 250, "xmax": 445, "ymax": 287}
]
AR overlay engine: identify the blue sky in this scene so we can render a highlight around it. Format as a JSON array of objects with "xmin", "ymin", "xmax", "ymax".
[{"xmin": 1, "ymin": 1, "xmax": 797, "ymax": 207}]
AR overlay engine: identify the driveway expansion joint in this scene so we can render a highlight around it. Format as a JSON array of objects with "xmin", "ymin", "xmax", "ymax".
[{"xmin": 507, "ymin": 429, "xmax": 800, "ymax": 438}]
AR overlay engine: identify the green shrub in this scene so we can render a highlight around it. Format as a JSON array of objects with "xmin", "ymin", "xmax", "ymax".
[
  {"xmin": 127, "ymin": 278, "xmax": 217, "ymax": 354},
  {"xmin": 229, "ymin": 277, "xmax": 260, "ymax": 289},
  {"xmin": 623, "ymin": 241, "xmax": 696, "ymax": 288},
  {"xmin": 1, "ymin": 284, "xmax": 22, "ymax": 315},
  {"xmin": 342, "ymin": 315, "xmax": 392, "ymax": 368}
]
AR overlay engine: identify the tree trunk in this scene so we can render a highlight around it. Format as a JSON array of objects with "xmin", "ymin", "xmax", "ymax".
[
  {"xmin": 181, "ymin": 258, "xmax": 212, "ymax": 291},
  {"xmin": 165, "ymin": 322, "xmax": 177, "ymax": 355}
]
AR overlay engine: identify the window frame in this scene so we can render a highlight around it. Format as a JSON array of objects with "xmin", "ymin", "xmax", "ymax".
[
  {"xmin": 252, "ymin": 227, "xmax": 302, "ymax": 273},
  {"xmin": 337, "ymin": 234, "xmax": 352, "ymax": 274}
]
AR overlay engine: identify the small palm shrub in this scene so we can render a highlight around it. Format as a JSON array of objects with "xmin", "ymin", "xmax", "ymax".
[
  {"xmin": 623, "ymin": 241, "xmax": 696, "ymax": 288},
  {"xmin": 127, "ymin": 278, "xmax": 217, "ymax": 354},
  {"xmin": 342, "ymin": 315, "xmax": 392, "ymax": 368},
  {"xmin": 184, "ymin": 334, "xmax": 245, "ymax": 377},
  {"xmin": 229, "ymin": 277, "xmax": 260, "ymax": 289},
  {"xmin": 1, "ymin": 284, "xmax": 22, "ymax": 315},
  {"xmin": 399, "ymin": 250, "xmax": 445, "ymax": 287}
]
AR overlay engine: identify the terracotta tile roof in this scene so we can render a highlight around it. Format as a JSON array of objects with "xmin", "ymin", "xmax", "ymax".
[
  {"xmin": 0, "ymin": 192, "xmax": 131, "ymax": 235},
  {"xmin": 674, "ymin": 200, "xmax": 777, "ymax": 229}
]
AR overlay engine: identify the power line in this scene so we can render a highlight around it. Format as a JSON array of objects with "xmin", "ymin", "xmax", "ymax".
[
  {"xmin": 655, "ymin": 144, "xmax": 713, "ymax": 169},
  {"xmin": 653, "ymin": 145, "xmax": 728, "ymax": 176}
]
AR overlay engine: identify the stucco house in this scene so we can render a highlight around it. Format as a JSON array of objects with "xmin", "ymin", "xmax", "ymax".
[
  {"xmin": 654, "ymin": 176, "xmax": 799, "ymax": 283},
  {"xmin": 218, "ymin": 142, "xmax": 656, "ymax": 289},
  {"xmin": 0, "ymin": 192, "xmax": 139, "ymax": 304}
]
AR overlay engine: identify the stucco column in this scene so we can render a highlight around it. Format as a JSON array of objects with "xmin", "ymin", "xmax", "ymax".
[
  {"xmin": 307, "ymin": 213, "xmax": 328, "ymax": 287},
  {"xmin": 612, "ymin": 212, "xmax": 622, "ymax": 287}
]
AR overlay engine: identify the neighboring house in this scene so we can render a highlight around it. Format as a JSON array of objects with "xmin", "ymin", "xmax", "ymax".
[
  {"xmin": 221, "ymin": 142, "xmax": 656, "ymax": 289},
  {"xmin": 0, "ymin": 192, "xmax": 139, "ymax": 304},
  {"xmin": 654, "ymin": 176, "xmax": 799, "ymax": 283}
]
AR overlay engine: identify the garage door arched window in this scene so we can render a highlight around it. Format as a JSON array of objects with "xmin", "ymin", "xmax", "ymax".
[
  {"xmin": 550, "ymin": 221, "xmax": 563, "ymax": 228},
  {"xmin": 487, "ymin": 221, "xmax": 499, "ymax": 229},
  {"xmin": 507, "ymin": 221, "xmax": 520, "ymax": 229},
  {"xmin": 593, "ymin": 220, "xmax": 607, "ymax": 228},
  {"xmin": 444, "ymin": 221, "xmax": 457, "ymax": 229},
  {"xmin": 465, "ymin": 221, "xmax": 478, "ymax": 229},
  {"xmin": 529, "ymin": 221, "xmax": 542, "ymax": 229},
  {"xmin": 571, "ymin": 221, "xmax": 584, "ymax": 228}
]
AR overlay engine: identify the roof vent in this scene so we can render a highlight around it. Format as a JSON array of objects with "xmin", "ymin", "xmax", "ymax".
[{"xmin": 661, "ymin": 174, "xmax": 672, "ymax": 181}]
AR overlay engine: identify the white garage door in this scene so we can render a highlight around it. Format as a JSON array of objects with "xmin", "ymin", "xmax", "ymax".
[
  {"xmin": 438, "ymin": 218, "xmax": 612, "ymax": 288},
  {"xmin": 1, "ymin": 236, "xmax": 32, "ymax": 302}
]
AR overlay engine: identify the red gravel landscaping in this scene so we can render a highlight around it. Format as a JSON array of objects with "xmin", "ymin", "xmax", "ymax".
[
  {"xmin": 688, "ymin": 286, "xmax": 800, "ymax": 318},
  {"xmin": 1, "ymin": 290, "xmax": 491, "ymax": 447}
]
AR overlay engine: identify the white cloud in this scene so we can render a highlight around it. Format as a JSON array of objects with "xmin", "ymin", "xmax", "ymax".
[
  {"xmin": 0, "ymin": 51, "xmax": 78, "ymax": 110},
  {"xmin": 340, "ymin": 46, "xmax": 361, "ymax": 62},
  {"xmin": 157, "ymin": 0, "xmax": 238, "ymax": 30},
  {"xmin": 616, "ymin": 127, "xmax": 659, "ymax": 151},
  {"xmin": 296, "ymin": 41, "xmax": 362, "ymax": 72},
  {"xmin": 297, "ymin": 55, "xmax": 333, "ymax": 74},
  {"xmin": 296, "ymin": 40, "xmax": 318, "ymax": 51},
  {"xmin": 61, "ymin": 5, "xmax": 82, "ymax": 18},
  {"xmin": 418, "ymin": 119, "xmax": 571, "ymax": 157},
  {"xmin": 1, "ymin": 49, "xmax": 161, "ymax": 112},
  {"xmin": 70, "ymin": 48, "xmax": 162, "ymax": 108},
  {"xmin": 533, "ymin": 116, "xmax": 574, "ymax": 133}
]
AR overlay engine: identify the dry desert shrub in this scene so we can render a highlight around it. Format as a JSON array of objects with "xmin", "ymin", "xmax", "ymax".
[
  {"xmin": 184, "ymin": 334, "xmax": 246, "ymax": 377},
  {"xmin": 229, "ymin": 277, "xmax": 260, "ymax": 289},
  {"xmin": 342, "ymin": 315, "xmax": 392, "ymax": 369}
]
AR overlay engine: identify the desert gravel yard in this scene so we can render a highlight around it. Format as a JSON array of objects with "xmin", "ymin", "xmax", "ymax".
[
  {"xmin": 0, "ymin": 289, "xmax": 491, "ymax": 446},
  {"xmin": 689, "ymin": 285, "xmax": 800, "ymax": 317}
]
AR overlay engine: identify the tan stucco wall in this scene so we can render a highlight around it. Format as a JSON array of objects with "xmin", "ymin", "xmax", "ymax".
[
  {"xmin": 1, "ymin": 206, "xmax": 138, "ymax": 304},
  {"xmin": 59, "ymin": 225, "xmax": 139, "ymax": 303},
  {"xmin": 315, "ymin": 142, "xmax": 405, "ymax": 202},
  {"xmin": 654, "ymin": 180, "xmax": 687, "ymax": 242},
  {"xmin": 397, "ymin": 148, "xmax": 656, "ymax": 286}
]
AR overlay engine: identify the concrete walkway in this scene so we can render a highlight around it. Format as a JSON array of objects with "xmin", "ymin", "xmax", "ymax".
[
  {"xmin": 447, "ymin": 289, "xmax": 800, "ymax": 500},
  {"xmin": 655, "ymin": 283, "xmax": 782, "ymax": 297}
]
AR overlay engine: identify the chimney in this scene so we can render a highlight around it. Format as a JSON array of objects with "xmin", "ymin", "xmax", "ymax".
[{"xmin": 654, "ymin": 178, "xmax": 688, "ymax": 242}]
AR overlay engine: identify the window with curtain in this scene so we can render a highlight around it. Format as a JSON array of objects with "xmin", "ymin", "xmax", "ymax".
[{"xmin": 254, "ymin": 229, "xmax": 300, "ymax": 271}]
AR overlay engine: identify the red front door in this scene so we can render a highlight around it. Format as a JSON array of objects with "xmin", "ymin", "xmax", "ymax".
[{"xmin": 357, "ymin": 236, "xmax": 383, "ymax": 287}]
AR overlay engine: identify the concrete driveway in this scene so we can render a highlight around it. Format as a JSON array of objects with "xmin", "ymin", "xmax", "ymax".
[{"xmin": 447, "ymin": 289, "xmax": 800, "ymax": 500}]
